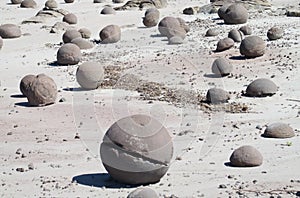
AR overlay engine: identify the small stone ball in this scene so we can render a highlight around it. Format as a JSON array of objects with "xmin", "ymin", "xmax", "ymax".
[
  {"xmin": 127, "ymin": 187, "xmax": 159, "ymax": 198},
  {"xmin": 19, "ymin": 74, "xmax": 35, "ymax": 96},
  {"xmin": 240, "ymin": 36, "xmax": 266, "ymax": 58},
  {"xmin": 45, "ymin": 0, "xmax": 58, "ymax": 9},
  {"xmin": 143, "ymin": 10, "xmax": 160, "ymax": 27},
  {"xmin": 64, "ymin": 0, "xmax": 74, "ymax": 3},
  {"xmin": 57, "ymin": 43, "xmax": 82, "ymax": 65},
  {"xmin": 216, "ymin": 38, "xmax": 234, "ymax": 52},
  {"xmin": 71, "ymin": 37, "xmax": 94, "ymax": 49},
  {"xmin": 228, "ymin": 29, "xmax": 243, "ymax": 42},
  {"xmin": 62, "ymin": 29, "xmax": 82, "ymax": 43},
  {"xmin": 11, "ymin": 0, "xmax": 22, "ymax": 4},
  {"xmin": 267, "ymin": 26, "xmax": 283, "ymax": 41},
  {"xmin": 205, "ymin": 28, "xmax": 219, "ymax": 37},
  {"xmin": 211, "ymin": 57, "xmax": 233, "ymax": 76},
  {"xmin": 218, "ymin": 4, "xmax": 230, "ymax": 19},
  {"xmin": 101, "ymin": 6, "xmax": 116, "ymax": 15},
  {"xmin": 223, "ymin": 4, "xmax": 248, "ymax": 24},
  {"xmin": 206, "ymin": 88, "xmax": 230, "ymax": 104},
  {"xmin": 100, "ymin": 114, "xmax": 173, "ymax": 185},
  {"xmin": 239, "ymin": 25, "xmax": 252, "ymax": 35},
  {"xmin": 263, "ymin": 123, "xmax": 295, "ymax": 138},
  {"xmin": 246, "ymin": 78, "xmax": 277, "ymax": 97},
  {"xmin": 183, "ymin": 7, "xmax": 197, "ymax": 15},
  {"xmin": 158, "ymin": 17, "xmax": 186, "ymax": 39},
  {"xmin": 113, "ymin": 0, "xmax": 124, "ymax": 3},
  {"xmin": 63, "ymin": 13, "xmax": 78, "ymax": 25},
  {"xmin": 78, "ymin": 28, "xmax": 91, "ymax": 39},
  {"xmin": 76, "ymin": 62, "xmax": 104, "ymax": 89},
  {"xmin": 177, "ymin": 17, "xmax": 190, "ymax": 33},
  {"xmin": 0, "ymin": 36, "xmax": 3, "ymax": 49},
  {"xmin": 26, "ymin": 74, "xmax": 57, "ymax": 106},
  {"xmin": 0, "ymin": 24, "xmax": 22, "ymax": 39},
  {"xmin": 99, "ymin": 25, "xmax": 121, "ymax": 44},
  {"xmin": 145, "ymin": 8, "xmax": 160, "ymax": 16},
  {"xmin": 94, "ymin": 0, "xmax": 105, "ymax": 3},
  {"xmin": 168, "ymin": 36, "xmax": 184, "ymax": 45},
  {"xmin": 20, "ymin": 0, "xmax": 37, "ymax": 8},
  {"xmin": 50, "ymin": 22, "xmax": 71, "ymax": 33},
  {"xmin": 230, "ymin": 145, "xmax": 263, "ymax": 167}
]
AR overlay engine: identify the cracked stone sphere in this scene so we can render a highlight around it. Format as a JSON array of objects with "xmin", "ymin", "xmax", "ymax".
[
  {"xmin": 0, "ymin": 24, "xmax": 22, "ymax": 39},
  {"xmin": 263, "ymin": 123, "xmax": 295, "ymax": 138},
  {"xmin": 127, "ymin": 187, "xmax": 159, "ymax": 198},
  {"xmin": 20, "ymin": 74, "xmax": 35, "ymax": 96},
  {"xmin": 223, "ymin": 4, "xmax": 248, "ymax": 24},
  {"xmin": 230, "ymin": 145, "xmax": 263, "ymax": 167},
  {"xmin": 240, "ymin": 36, "xmax": 266, "ymax": 58},
  {"xmin": 57, "ymin": 43, "xmax": 82, "ymax": 65},
  {"xmin": 63, "ymin": 13, "xmax": 78, "ymax": 25},
  {"xmin": 62, "ymin": 29, "xmax": 82, "ymax": 43},
  {"xmin": 267, "ymin": 26, "xmax": 283, "ymax": 41},
  {"xmin": 20, "ymin": 0, "xmax": 37, "ymax": 8},
  {"xmin": 99, "ymin": 25, "xmax": 121, "ymax": 44},
  {"xmin": 211, "ymin": 57, "xmax": 233, "ymax": 76},
  {"xmin": 216, "ymin": 38, "xmax": 234, "ymax": 52},
  {"xmin": 245, "ymin": 78, "xmax": 277, "ymax": 97},
  {"xmin": 76, "ymin": 62, "xmax": 104, "ymax": 89},
  {"xmin": 101, "ymin": 6, "xmax": 116, "ymax": 15},
  {"xmin": 25, "ymin": 74, "xmax": 57, "ymax": 106},
  {"xmin": 158, "ymin": 17, "xmax": 186, "ymax": 39},
  {"xmin": 206, "ymin": 88, "xmax": 230, "ymax": 104},
  {"xmin": 100, "ymin": 114, "xmax": 173, "ymax": 185}
]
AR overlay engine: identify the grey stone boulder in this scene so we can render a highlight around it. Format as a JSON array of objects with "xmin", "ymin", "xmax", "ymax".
[
  {"xmin": 267, "ymin": 26, "xmax": 283, "ymax": 41},
  {"xmin": 63, "ymin": 13, "xmax": 78, "ymax": 25},
  {"xmin": 57, "ymin": 43, "xmax": 82, "ymax": 65},
  {"xmin": 45, "ymin": 0, "xmax": 58, "ymax": 9},
  {"xmin": 245, "ymin": 78, "xmax": 277, "ymax": 97},
  {"xmin": 127, "ymin": 187, "xmax": 159, "ymax": 198},
  {"xmin": 211, "ymin": 57, "xmax": 233, "ymax": 76},
  {"xmin": 101, "ymin": 7, "xmax": 116, "ymax": 15},
  {"xmin": 99, "ymin": 25, "xmax": 121, "ymax": 44},
  {"xmin": 158, "ymin": 17, "xmax": 186, "ymax": 39},
  {"xmin": 76, "ymin": 62, "xmax": 104, "ymax": 89},
  {"xmin": 263, "ymin": 123, "xmax": 295, "ymax": 138},
  {"xmin": 240, "ymin": 36, "xmax": 266, "ymax": 58},
  {"xmin": 71, "ymin": 38, "xmax": 94, "ymax": 49},
  {"xmin": 223, "ymin": 4, "xmax": 248, "ymax": 24},
  {"xmin": 168, "ymin": 36, "xmax": 184, "ymax": 45},
  {"xmin": 206, "ymin": 88, "xmax": 230, "ymax": 104},
  {"xmin": 20, "ymin": 0, "xmax": 37, "ymax": 8},
  {"xmin": 205, "ymin": 28, "xmax": 219, "ymax": 37},
  {"xmin": 11, "ymin": 0, "xmax": 22, "ymax": 4},
  {"xmin": 143, "ymin": 8, "xmax": 160, "ymax": 27},
  {"xmin": 216, "ymin": 38, "xmax": 234, "ymax": 52},
  {"xmin": 19, "ymin": 74, "xmax": 35, "ymax": 96},
  {"xmin": 218, "ymin": 4, "xmax": 231, "ymax": 19},
  {"xmin": 239, "ymin": 25, "xmax": 252, "ymax": 35},
  {"xmin": 0, "ymin": 24, "xmax": 22, "ymax": 39},
  {"xmin": 230, "ymin": 145, "xmax": 263, "ymax": 167},
  {"xmin": 228, "ymin": 29, "xmax": 243, "ymax": 42},
  {"xmin": 62, "ymin": 29, "xmax": 82, "ymax": 43}
]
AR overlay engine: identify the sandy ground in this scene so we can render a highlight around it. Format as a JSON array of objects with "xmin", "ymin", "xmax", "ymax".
[{"xmin": 0, "ymin": 0, "xmax": 300, "ymax": 197}]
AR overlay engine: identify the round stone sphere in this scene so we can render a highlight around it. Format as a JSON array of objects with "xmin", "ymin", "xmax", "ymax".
[
  {"xmin": 127, "ymin": 187, "xmax": 159, "ymax": 198},
  {"xmin": 228, "ymin": 29, "xmax": 243, "ymax": 42},
  {"xmin": 101, "ymin": 7, "xmax": 116, "ymax": 15},
  {"xmin": 230, "ymin": 145, "xmax": 263, "ymax": 167},
  {"xmin": 216, "ymin": 38, "xmax": 234, "ymax": 52},
  {"xmin": 263, "ymin": 123, "xmax": 295, "ymax": 138},
  {"xmin": 206, "ymin": 88, "xmax": 230, "ymax": 104},
  {"xmin": 71, "ymin": 38, "xmax": 94, "ymax": 49},
  {"xmin": 211, "ymin": 57, "xmax": 233, "ymax": 76},
  {"xmin": 100, "ymin": 114, "xmax": 173, "ymax": 185},
  {"xmin": 0, "ymin": 36, "xmax": 3, "ymax": 49},
  {"xmin": 245, "ymin": 78, "xmax": 277, "ymax": 97},
  {"xmin": 158, "ymin": 17, "xmax": 186, "ymax": 39},
  {"xmin": 11, "ymin": 0, "xmax": 22, "ymax": 4},
  {"xmin": 240, "ymin": 36, "xmax": 266, "ymax": 58},
  {"xmin": 76, "ymin": 62, "xmax": 104, "ymax": 89},
  {"xmin": 0, "ymin": 24, "xmax": 22, "ymax": 39},
  {"xmin": 78, "ymin": 28, "xmax": 91, "ymax": 39},
  {"xmin": 45, "ymin": 0, "xmax": 58, "ymax": 9},
  {"xmin": 57, "ymin": 43, "xmax": 82, "ymax": 65},
  {"xmin": 205, "ymin": 28, "xmax": 219, "ymax": 37},
  {"xmin": 25, "ymin": 74, "xmax": 57, "ymax": 106},
  {"xmin": 62, "ymin": 29, "xmax": 82, "ymax": 43},
  {"xmin": 20, "ymin": 0, "xmax": 37, "ymax": 8},
  {"xmin": 239, "ymin": 25, "xmax": 252, "ymax": 35},
  {"xmin": 20, "ymin": 74, "xmax": 35, "ymax": 96},
  {"xmin": 223, "ymin": 4, "xmax": 248, "ymax": 24},
  {"xmin": 99, "ymin": 25, "xmax": 121, "ymax": 44},
  {"xmin": 143, "ymin": 9, "xmax": 160, "ymax": 27},
  {"xmin": 63, "ymin": 13, "xmax": 78, "ymax": 25},
  {"xmin": 64, "ymin": 0, "xmax": 74, "ymax": 3},
  {"xmin": 267, "ymin": 26, "xmax": 283, "ymax": 41}
]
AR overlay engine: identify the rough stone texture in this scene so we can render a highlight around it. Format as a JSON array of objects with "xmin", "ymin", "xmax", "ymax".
[
  {"xmin": 143, "ymin": 8, "xmax": 160, "ymax": 27},
  {"xmin": 230, "ymin": 145, "xmax": 263, "ymax": 167},
  {"xmin": 216, "ymin": 37, "xmax": 234, "ymax": 52},
  {"xmin": 245, "ymin": 78, "xmax": 277, "ymax": 97},
  {"xmin": 71, "ymin": 38, "xmax": 94, "ymax": 49},
  {"xmin": 168, "ymin": 36, "xmax": 184, "ymax": 45},
  {"xmin": 0, "ymin": 24, "xmax": 22, "ymax": 39},
  {"xmin": 101, "ymin": 7, "xmax": 116, "ymax": 15},
  {"xmin": 263, "ymin": 123, "xmax": 295, "ymax": 138},
  {"xmin": 115, "ymin": 0, "xmax": 168, "ymax": 10},
  {"xmin": 240, "ymin": 36, "xmax": 265, "ymax": 58},
  {"xmin": 205, "ymin": 28, "xmax": 219, "ymax": 37},
  {"xmin": 25, "ymin": 74, "xmax": 57, "ymax": 106},
  {"xmin": 20, "ymin": 0, "xmax": 37, "ymax": 8},
  {"xmin": 218, "ymin": 4, "xmax": 231, "ymax": 19},
  {"xmin": 99, "ymin": 25, "xmax": 121, "ymax": 44},
  {"xmin": 127, "ymin": 187, "xmax": 159, "ymax": 198},
  {"xmin": 211, "ymin": 57, "xmax": 233, "ymax": 76},
  {"xmin": 45, "ymin": 0, "xmax": 58, "ymax": 9},
  {"xmin": 223, "ymin": 4, "xmax": 248, "ymax": 24},
  {"xmin": 63, "ymin": 13, "xmax": 77, "ymax": 25},
  {"xmin": 57, "ymin": 43, "xmax": 82, "ymax": 65},
  {"xmin": 228, "ymin": 29, "xmax": 243, "ymax": 42},
  {"xmin": 100, "ymin": 114, "xmax": 173, "ymax": 185},
  {"xmin": 19, "ymin": 74, "xmax": 35, "ymax": 96},
  {"xmin": 0, "ymin": 36, "xmax": 3, "ymax": 49},
  {"xmin": 76, "ymin": 62, "xmax": 104, "ymax": 89},
  {"xmin": 62, "ymin": 29, "xmax": 82, "ymax": 43},
  {"xmin": 78, "ymin": 28, "xmax": 91, "ymax": 39},
  {"xmin": 206, "ymin": 88, "xmax": 230, "ymax": 104},
  {"xmin": 239, "ymin": 25, "xmax": 252, "ymax": 35},
  {"xmin": 158, "ymin": 17, "xmax": 186, "ymax": 39},
  {"xmin": 64, "ymin": 0, "xmax": 74, "ymax": 3},
  {"xmin": 11, "ymin": 0, "xmax": 22, "ymax": 4},
  {"xmin": 267, "ymin": 26, "xmax": 283, "ymax": 41}
]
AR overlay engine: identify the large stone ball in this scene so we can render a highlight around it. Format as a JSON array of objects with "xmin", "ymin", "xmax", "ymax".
[
  {"xmin": 63, "ymin": 13, "xmax": 78, "ymax": 25},
  {"xmin": 19, "ymin": 74, "xmax": 35, "ymax": 96},
  {"xmin": 240, "ymin": 36, "xmax": 266, "ymax": 58},
  {"xmin": 62, "ymin": 29, "xmax": 82, "ymax": 43},
  {"xmin": 99, "ymin": 25, "xmax": 121, "ymax": 44},
  {"xmin": 216, "ymin": 38, "xmax": 234, "ymax": 52},
  {"xmin": 25, "ymin": 74, "xmax": 57, "ymax": 106},
  {"xmin": 57, "ymin": 43, "xmax": 82, "ymax": 65},
  {"xmin": 20, "ymin": 0, "xmax": 37, "ymax": 8},
  {"xmin": 100, "ymin": 114, "xmax": 173, "ymax": 185},
  {"xmin": 245, "ymin": 78, "xmax": 277, "ymax": 97},
  {"xmin": 127, "ymin": 187, "xmax": 159, "ymax": 198},
  {"xmin": 230, "ymin": 145, "xmax": 263, "ymax": 167},
  {"xmin": 143, "ymin": 9, "xmax": 160, "ymax": 27},
  {"xmin": 101, "ymin": 6, "xmax": 116, "ymax": 15},
  {"xmin": 0, "ymin": 24, "xmax": 22, "ymax": 39},
  {"xmin": 158, "ymin": 17, "xmax": 186, "ymax": 39},
  {"xmin": 223, "ymin": 4, "xmax": 248, "ymax": 24},
  {"xmin": 267, "ymin": 26, "xmax": 283, "ymax": 41},
  {"xmin": 263, "ymin": 123, "xmax": 295, "ymax": 138},
  {"xmin": 76, "ymin": 62, "xmax": 104, "ymax": 89},
  {"xmin": 211, "ymin": 57, "xmax": 233, "ymax": 76},
  {"xmin": 206, "ymin": 88, "xmax": 230, "ymax": 104}
]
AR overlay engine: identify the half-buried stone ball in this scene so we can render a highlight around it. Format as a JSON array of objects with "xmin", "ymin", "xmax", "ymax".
[
  {"xmin": 228, "ymin": 29, "xmax": 243, "ymax": 42},
  {"xmin": 218, "ymin": 4, "xmax": 231, "ymax": 19},
  {"xmin": 206, "ymin": 88, "xmax": 230, "ymax": 104},
  {"xmin": 57, "ymin": 43, "xmax": 82, "ymax": 65},
  {"xmin": 62, "ymin": 29, "xmax": 82, "ymax": 43},
  {"xmin": 205, "ymin": 28, "xmax": 219, "ymax": 37},
  {"xmin": 216, "ymin": 38, "xmax": 234, "ymax": 52},
  {"xmin": 78, "ymin": 28, "xmax": 91, "ymax": 39},
  {"xmin": 143, "ymin": 8, "xmax": 160, "ymax": 27},
  {"xmin": 25, "ymin": 74, "xmax": 57, "ymax": 106},
  {"xmin": 63, "ymin": 13, "xmax": 78, "ymax": 25},
  {"xmin": 100, "ymin": 114, "xmax": 173, "ymax": 185},
  {"xmin": 239, "ymin": 25, "xmax": 252, "ymax": 35},
  {"xmin": 99, "ymin": 25, "xmax": 121, "ymax": 44},
  {"xmin": 158, "ymin": 17, "xmax": 186, "ymax": 39},
  {"xmin": 230, "ymin": 145, "xmax": 263, "ymax": 167},
  {"xmin": 223, "ymin": 4, "xmax": 248, "ymax": 24},
  {"xmin": 211, "ymin": 57, "xmax": 233, "ymax": 76},
  {"xmin": 64, "ymin": 0, "xmax": 74, "ymax": 3},
  {"xmin": 20, "ymin": 74, "xmax": 35, "ymax": 96},
  {"xmin": 127, "ymin": 187, "xmax": 159, "ymax": 198},
  {"xmin": 11, "ymin": 0, "xmax": 22, "ymax": 4},
  {"xmin": 245, "ymin": 78, "xmax": 277, "ymax": 97},
  {"xmin": 101, "ymin": 6, "xmax": 116, "ymax": 15},
  {"xmin": 45, "ymin": 0, "xmax": 58, "ymax": 9},
  {"xmin": 20, "ymin": 0, "xmax": 37, "ymax": 8},
  {"xmin": 76, "ymin": 62, "xmax": 104, "ymax": 90},
  {"xmin": 240, "ymin": 36, "xmax": 266, "ymax": 58},
  {"xmin": 263, "ymin": 123, "xmax": 295, "ymax": 138},
  {"xmin": 71, "ymin": 38, "xmax": 94, "ymax": 49},
  {"xmin": 168, "ymin": 36, "xmax": 184, "ymax": 45},
  {"xmin": 267, "ymin": 26, "xmax": 283, "ymax": 41},
  {"xmin": 0, "ymin": 24, "xmax": 21, "ymax": 39}
]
